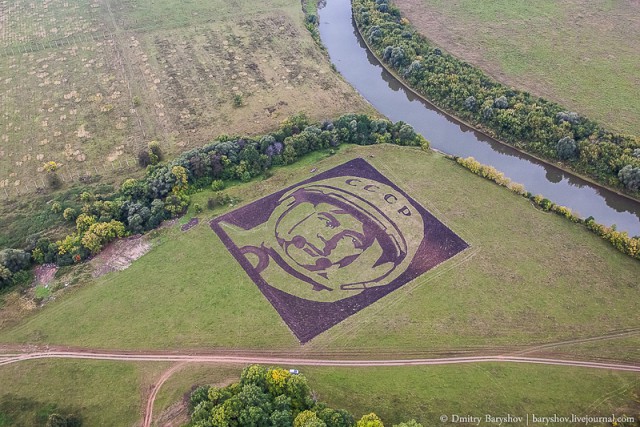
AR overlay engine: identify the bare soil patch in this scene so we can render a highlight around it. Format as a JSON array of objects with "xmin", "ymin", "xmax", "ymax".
[
  {"xmin": 90, "ymin": 235, "xmax": 151, "ymax": 278},
  {"xmin": 33, "ymin": 264, "xmax": 58, "ymax": 286}
]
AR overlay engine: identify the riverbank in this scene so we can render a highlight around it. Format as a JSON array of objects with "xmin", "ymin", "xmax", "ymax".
[
  {"xmin": 351, "ymin": 9, "xmax": 640, "ymax": 208},
  {"xmin": 317, "ymin": 0, "xmax": 640, "ymax": 234}
]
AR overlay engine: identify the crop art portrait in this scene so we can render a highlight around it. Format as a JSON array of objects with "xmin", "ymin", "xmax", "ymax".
[{"xmin": 211, "ymin": 158, "xmax": 468, "ymax": 342}]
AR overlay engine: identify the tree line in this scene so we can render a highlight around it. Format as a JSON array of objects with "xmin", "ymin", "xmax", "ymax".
[
  {"xmin": 352, "ymin": 0, "xmax": 640, "ymax": 195},
  {"xmin": 188, "ymin": 364, "xmax": 421, "ymax": 427},
  {"xmin": 454, "ymin": 156, "xmax": 640, "ymax": 259},
  {"xmin": 0, "ymin": 114, "xmax": 426, "ymax": 290}
]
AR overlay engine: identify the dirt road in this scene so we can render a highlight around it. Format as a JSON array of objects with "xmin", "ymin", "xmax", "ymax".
[{"xmin": 1, "ymin": 348, "xmax": 638, "ymax": 427}]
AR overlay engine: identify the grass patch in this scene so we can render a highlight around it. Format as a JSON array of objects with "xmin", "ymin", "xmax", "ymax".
[
  {"xmin": 0, "ymin": 359, "xmax": 169, "ymax": 426},
  {"xmin": 303, "ymin": 364, "xmax": 640, "ymax": 425},
  {"xmin": 0, "ymin": 145, "xmax": 638, "ymax": 357},
  {"xmin": 150, "ymin": 363, "xmax": 640, "ymax": 425},
  {"xmin": 33, "ymin": 286, "xmax": 51, "ymax": 301},
  {"xmin": 395, "ymin": 0, "xmax": 640, "ymax": 134}
]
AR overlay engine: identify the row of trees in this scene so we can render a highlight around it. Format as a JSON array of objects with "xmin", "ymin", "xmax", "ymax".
[
  {"xmin": 455, "ymin": 156, "xmax": 640, "ymax": 259},
  {"xmin": 3, "ymin": 114, "xmax": 426, "ymax": 285},
  {"xmin": 188, "ymin": 364, "xmax": 421, "ymax": 427},
  {"xmin": 353, "ymin": 0, "xmax": 640, "ymax": 194}
]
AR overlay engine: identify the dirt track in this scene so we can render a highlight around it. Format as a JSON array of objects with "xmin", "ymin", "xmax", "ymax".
[
  {"xmin": 1, "ymin": 348, "xmax": 638, "ymax": 427},
  {"xmin": 2, "ymin": 349, "xmax": 639, "ymax": 371}
]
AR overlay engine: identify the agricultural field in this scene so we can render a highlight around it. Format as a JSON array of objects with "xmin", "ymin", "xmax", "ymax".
[
  {"xmin": 1, "ymin": 144, "xmax": 638, "ymax": 357},
  {"xmin": 393, "ymin": 0, "xmax": 640, "ymax": 135},
  {"xmin": 0, "ymin": 0, "xmax": 370, "ymax": 200}
]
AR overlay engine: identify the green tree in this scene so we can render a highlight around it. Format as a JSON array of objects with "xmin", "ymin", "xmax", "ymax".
[
  {"xmin": 556, "ymin": 136, "xmax": 578, "ymax": 160},
  {"xmin": 317, "ymin": 407, "xmax": 355, "ymax": 427},
  {"xmin": 271, "ymin": 409, "xmax": 294, "ymax": 427},
  {"xmin": 393, "ymin": 421, "xmax": 422, "ymax": 427},
  {"xmin": 0, "ymin": 249, "xmax": 31, "ymax": 273},
  {"xmin": 0, "ymin": 265, "xmax": 13, "ymax": 289},
  {"xmin": 241, "ymin": 365, "xmax": 269, "ymax": 391},
  {"xmin": 357, "ymin": 413, "xmax": 384, "ymax": 427},
  {"xmin": 80, "ymin": 220, "xmax": 126, "ymax": 254},
  {"xmin": 619, "ymin": 165, "xmax": 640, "ymax": 191},
  {"xmin": 295, "ymin": 410, "xmax": 327, "ymax": 427}
]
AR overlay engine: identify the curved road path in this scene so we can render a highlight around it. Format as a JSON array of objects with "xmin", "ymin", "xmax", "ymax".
[{"xmin": 1, "ymin": 348, "xmax": 639, "ymax": 427}]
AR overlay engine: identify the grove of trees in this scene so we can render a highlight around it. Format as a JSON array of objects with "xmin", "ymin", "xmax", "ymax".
[{"xmin": 188, "ymin": 364, "xmax": 421, "ymax": 427}]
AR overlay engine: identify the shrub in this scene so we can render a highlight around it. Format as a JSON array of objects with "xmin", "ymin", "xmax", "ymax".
[
  {"xmin": 0, "ymin": 249, "xmax": 31, "ymax": 273},
  {"xmin": 51, "ymin": 202, "xmax": 62, "ymax": 214},
  {"xmin": 233, "ymin": 94, "xmax": 243, "ymax": 108},
  {"xmin": 149, "ymin": 140, "xmax": 163, "ymax": 162},
  {"xmin": 63, "ymin": 207, "xmax": 77, "ymax": 221},
  {"xmin": 618, "ymin": 165, "xmax": 640, "ymax": 191},
  {"xmin": 138, "ymin": 149, "xmax": 152, "ymax": 167},
  {"xmin": 493, "ymin": 96, "xmax": 509, "ymax": 109},
  {"xmin": 46, "ymin": 172, "xmax": 62, "ymax": 189}
]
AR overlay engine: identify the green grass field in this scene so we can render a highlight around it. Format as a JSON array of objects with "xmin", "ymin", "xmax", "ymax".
[
  {"xmin": 394, "ymin": 0, "xmax": 640, "ymax": 135},
  {"xmin": 1, "ymin": 144, "xmax": 638, "ymax": 359},
  {"xmin": 3, "ymin": 360, "xmax": 637, "ymax": 426},
  {"xmin": 0, "ymin": 359, "xmax": 169, "ymax": 426},
  {"xmin": 147, "ymin": 363, "xmax": 640, "ymax": 426},
  {"xmin": 303, "ymin": 364, "xmax": 640, "ymax": 425}
]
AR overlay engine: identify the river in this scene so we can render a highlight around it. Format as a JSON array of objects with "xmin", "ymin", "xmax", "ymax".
[{"xmin": 317, "ymin": 0, "xmax": 640, "ymax": 236}]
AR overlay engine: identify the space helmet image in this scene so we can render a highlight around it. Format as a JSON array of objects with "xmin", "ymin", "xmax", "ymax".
[{"xmin": 257, "ymin": 176, "xmax": 424, "ymax": 301}]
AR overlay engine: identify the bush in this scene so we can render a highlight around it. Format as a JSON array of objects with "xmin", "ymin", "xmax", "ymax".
[
  {"xmin": 63, "ymin": 207, "xmax": 77, "ymax": 222},
  {"xmin": 138, "ymin": 149, "xmax": 152, "ymax": 167},
  {"xmin": 149, "ymin": 141, "xmax": 163, "ymax": 162},
  {"xmin": 233, "ymin": 94, "xmax": 243, "ymax": 108},
  {"xmin": 556, "ymin": 136, "xmax": 578, "ymax": 160},
  {"xmin": 0, "ymin": 249, "xmax": 31, "ymax": 273},
  {"xmin": 493, "ymin": 96, "xmax": 509, "ymax": 109},
  {"xmin": 618, "ymin": 165, "xmax": 640, "ymax": 191},
  {"xmin": 46, "ymin": 172, "xmax": 62, "ymax": 189}
]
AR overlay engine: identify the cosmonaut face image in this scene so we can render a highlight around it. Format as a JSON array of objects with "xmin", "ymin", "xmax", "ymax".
[
  {"xmin": 266, "ymin": 178, "xmax": 418, "ymax": 300},
  {"xmin": 211, "ymin": 158, "xmax": 468, "ymax": 342}
]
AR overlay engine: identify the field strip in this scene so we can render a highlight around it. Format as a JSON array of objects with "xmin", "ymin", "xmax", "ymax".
[
  {"xmin": 143, "ymin": 362, "xmax": 188, "ymax": 427},
  {"xmin": 511, "ymin": 327, "xmax": 640, "ymax": 355},
  {"xmin": 0, "ymin": 351, "xmax": 638, "ymax": 372}
]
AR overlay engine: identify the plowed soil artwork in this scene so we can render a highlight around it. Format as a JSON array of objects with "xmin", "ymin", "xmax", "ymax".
[{"xmin": 211, "ymin": 158, "xmax": 468, "ymax": 342}]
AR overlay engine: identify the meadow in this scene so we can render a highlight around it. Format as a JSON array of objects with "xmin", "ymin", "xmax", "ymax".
[
  {"xmin": 152, "ymin": 363, "xmax": 640, "ymax": 425},
  {"xmin": 0, "ymin": 359, "xmax": 169, "ymax": 426},
  {"xmin": 1, "ymin": 360, "xmax": 636, "ymax": 426},
  {"xmin": 393, "ymin": 0, "xmax": 640, "ymax": 135},
  {"xmin": 1, "ymin": 144, "xmax": 638, "ymax": 360},
  {"xmin": 0, "ymin": 144, "xmax": 639, "ymax": 425}
]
